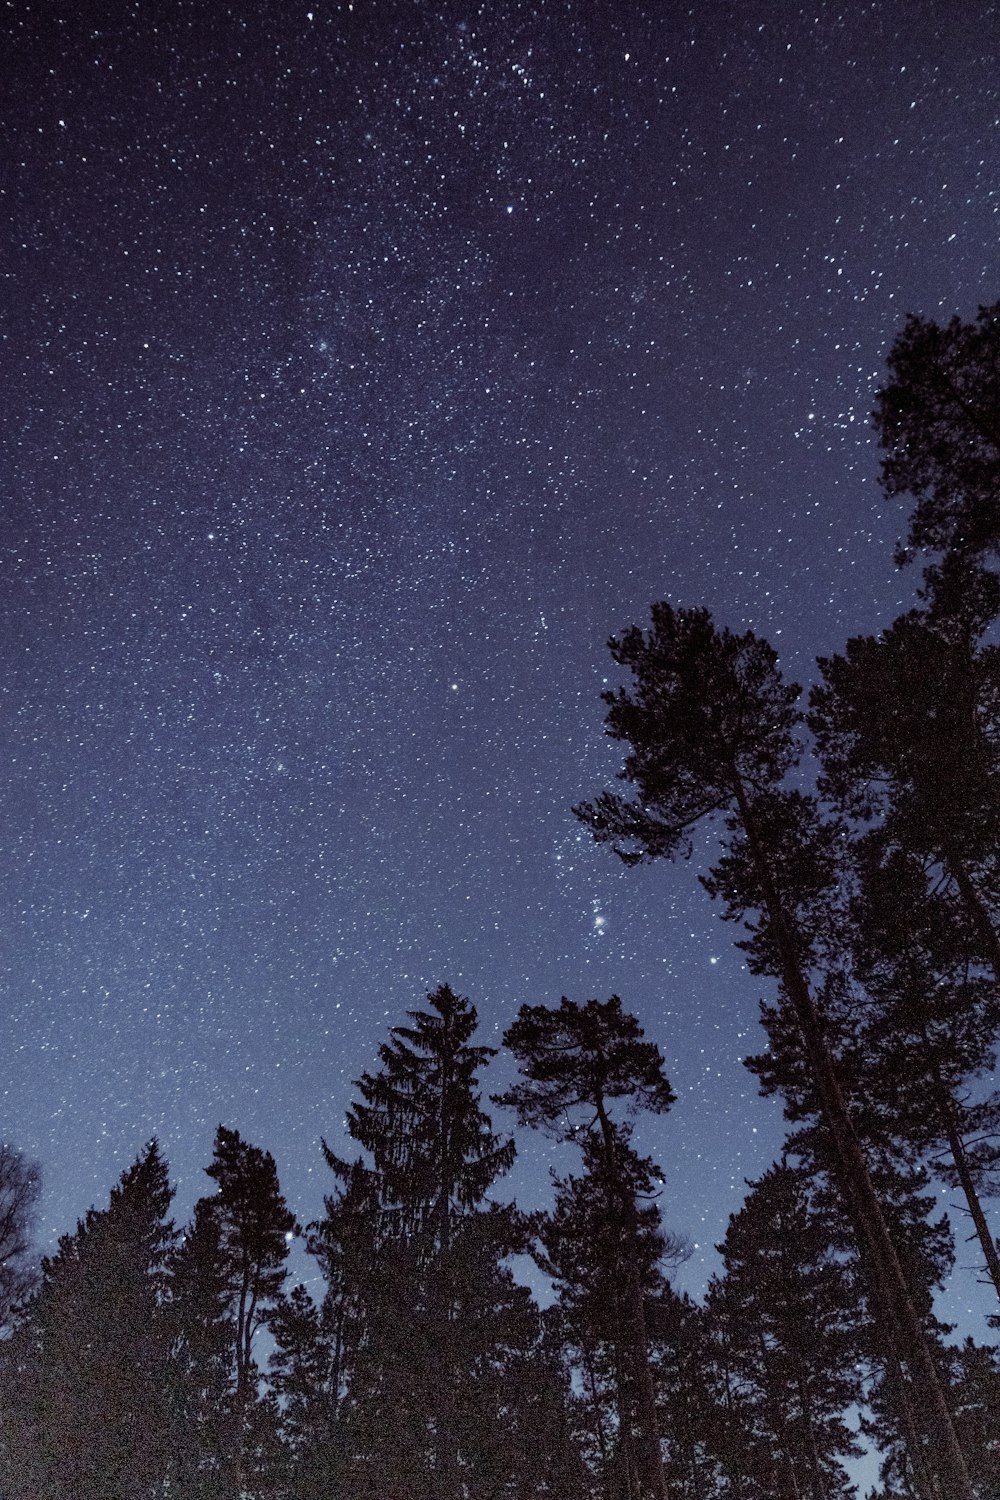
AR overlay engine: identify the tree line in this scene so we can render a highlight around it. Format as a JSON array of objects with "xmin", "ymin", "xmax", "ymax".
[{"xmin": 2, "ymin": 302, "xmax": 1000, "ymax": 1498}]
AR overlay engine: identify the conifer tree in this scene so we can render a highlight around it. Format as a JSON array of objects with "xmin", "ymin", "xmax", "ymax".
[
  {"xmin": 0, "ymin": 1141, "xmax": 175, "ymax": 1500},
  {"xmin": 830, "ymin": 302, "xmax": 1000, "ymax": 999},
  {"xmin": 335, "ymin": 982, "xmax": 516, "ymax": 1249},
  {"xmin": 574, "ymin": 604, "xmax": 975, "ymax": 1498},
  {"xmin": 872, "ymin": 301, "xmax": 1000, "ymax": 566},
  {"xmin": 745, "ymin": 1003, "xmax": 959, "ymax": 1500},
  {"xmin": 537, "ymin": 1123, "xmax": 693, "ymax": 1500},
  {"xmin": 704, "ymin": 1161, "xmax": 863, "ymax": 1499},
  {"xmin": 647, "ymin": 1287, "xmax": 730, "ymax": 1500},
  {"xmin": 198, "ymin": 1124, "xmax": 298, "ymax": 1499},
  {"xmin": 540, "ymin": 1128, "xmax": 656, "ymax": 1498},
  {"xmin": 845, "ymin": 845, "xmax": 1000, "ymax": 1309},
  {"xmin": 806, "ymin": 566, "xmax": 1000, "ymax": 1319},
  {"xmin": 317, "ymin": 983, "xmax": 567, "ymax": 1500},
  {"xmin": 945, "ymin": 1340, "xmax": 1000, "ymax": 1497},
  {"xmin": 166, "ymin": 1196, "xmax": 235, "ymax": 1499},
  {"xmin": 268, "ymin": 1282, "xmax": 341, "ymax": 1499},
  {"xmin": 809, "ymin": 610, "xmax": 1000, "ymax": 977},
  {"xmin": 0, "ymin": 1142, "xmax": 40, "ymax": 1332},
  {"xmin": 499, "ymin": 995, "xmax": 675, "ymax": 1500},
  {"xmin": 304, "ymin": 1154, "xmax": 378, "ymax": 1487}
]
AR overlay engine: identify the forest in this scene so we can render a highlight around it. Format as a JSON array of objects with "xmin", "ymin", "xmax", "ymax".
[{"xmin": 1, "ymin": 303, "xmax": 1000, "ymax": 1500}]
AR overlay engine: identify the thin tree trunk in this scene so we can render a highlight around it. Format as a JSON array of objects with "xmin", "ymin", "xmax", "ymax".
[
  {"xmin": 909, "ymin": 997, "xmax": 1000, "ymax": 1310},
  {"xmin": 947, "ymin": 854, "xmax": 1000, "ymax": 980},
  {"xmin": 434, "ymin": 1036, "xmax": 461, "ymax": 1500},
  {"xmin": 771, "ymin": 1210, "xmax": 829, "ymax": 1500},
  {"xmin": 230, "ymin": 1268, "xmax": 256, "ymax": 1500},
  {"xmin": 611, "ymin": 1299, "xmax": 637, "ymax": 1500},
  {"xmin": 755, "ymin": 1328, "xmax": 802, "ymax": 1500},
  {"xmin": 940, "ymin": 1094, "xmax": 1000, "ymax": 1306},
  {"xmin": 717, "ymin": 1337, "xmax": 747, "ymax": 1500},
  {"xmin": 883, "ymin": 1346, "xmax": 935, "ymax": 1500},
  {"xmin": 580, "ymin": 1339, "xmax": 614, "ymax": 1492},
  {"xmin": 770, "ymin": 1176, "xmax": 828, "ymax": 1500},
  {"xmin": 732, "ymin": 774, "xmax": 975, "ymax": 1500},
  {"xmin": 794, "ymin": 1367, "xmax": 829, "ymax": 1500},
  {"xmin": 594, "ymin": 1098, "xmax": 667, "ymax": 1500}
]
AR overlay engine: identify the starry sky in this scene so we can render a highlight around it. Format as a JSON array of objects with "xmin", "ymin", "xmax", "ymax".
[{"xmin": 3, "ymin": 0, "xmax": 999, "ymax": 1315}]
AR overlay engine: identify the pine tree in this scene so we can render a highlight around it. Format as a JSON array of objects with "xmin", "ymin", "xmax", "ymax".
[
  {"xmin": 705, "ymin": 1161, "xmax": 863, "ymax": 1500},
  {"xmin": 268, "ymin": 1281, "xmax": 348, "ymax": 1500},
  {"xmin": 197, "ymin": 1124, "xmax": 298, "ymax": 1499},
  {"xmin": 303, "ymin": 1155, "xmax": 378, "ymax": 1491},
  {"xmin": 807, "ymin": 590, "xmax": 1000, "ymax": 1317},
  {"xmin": 945, "ymin": 1340, "xmax": 1000, "ymax": 1497},
  {"xmin": 0, "ymin": 1141, "xmax": 175, "ymax": 1500},
  {"xmin": 499, "ymin": 995, "xmax": 675, "ymax": 1500},
  {"xmin": 743, "ymin": 998, "xmax": 959, "ymax": 1500},
  {"xmin": 337, "ymin": 982, "xmax": 516, "ymax": 1250},
  {"xmin": 317, "ymin": 983, "xmax": 567, "ymax": 1500},
  {"xmin": 872, "ymin": 301, "xmax": 1000, "ymax": 565},
  {"xmin": 537, "ymin": 1123, "xmax": 691, "ymax": 1500},
  {"xmin": 573, "ymin": 604, "xmax": 975, "ymax": 1498},
  {"xmin": 809, "ymin": 610, "xmax": 1000, "ymax": 978},
  {"xmin": 647, "ymin": 1288, "xmax": 730, "ymax": 1500},
  {"xmin": 166, "ymin": 1196, "xmax": 235, "ymax": 1499},
  {"xmin": 845, "ymin": 844, "xmax": 1000, "ymax": 1310}
]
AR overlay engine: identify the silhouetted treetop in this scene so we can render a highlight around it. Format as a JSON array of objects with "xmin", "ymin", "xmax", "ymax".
[
  {"xmin": 574, "ymin": 603, "xmax": 801, "ymax": 865},
  {"xmin": 874, "ymin": 301, "xmax": 1000, "ymax": 562},
  {"xmin": 498, "ymin": 996, "xmax": 674, "ymax": 1137}
]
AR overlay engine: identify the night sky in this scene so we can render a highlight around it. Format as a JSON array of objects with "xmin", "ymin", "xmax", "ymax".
[{"xmin": 3, "ymin": 0, "xmax": 999, "ymax": 1324}]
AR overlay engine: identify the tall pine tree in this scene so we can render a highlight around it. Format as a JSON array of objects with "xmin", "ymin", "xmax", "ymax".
[
  {"xmin": 195, "ymin": 1125, "xmax": 298, "ymax": 1499},
  {"xmin": 705, "ymin": 1160, "xmax": 863, "ymax": 1500},
  {"xmin": 0, "ymin": 1141, "xmax": 175, "ymax": 1500},
  {"xmin": 317, "ymin": 983, "xmax": 573, "ymax": 1500},
  {"xmin": 499, "ymin": 994, "xmax": 675, "ymax": 1500},
  {"xmin": 574, "ymin": 604, "xmax": 975, "ymax": 1497}
]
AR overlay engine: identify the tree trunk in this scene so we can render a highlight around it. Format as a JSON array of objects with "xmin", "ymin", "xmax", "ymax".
[
  {"xmin": 611, "ymin": 1301, "xmax": 638, "ymax": 1500},
  {"xmin": 772, "ymin": 1215, "xmax": 829, "ymax": 1500},
  {"xmin": 947, "ymin": 853, "xmax": 1000, "ymax": 979},
  {"xmin": 881, "ymin": 1337, "xmax": 936, "ymax": 1500},
  {"xmin": 794, "ymin": 1366, "xmax": 829, "ymax": 1500},
  {"xmin": 732, "ymin": 774, "xmax": 976, "ymax": 1500},
  {"xmin": 594, "ymin": 1099, "xmax": 667, "ymax": 1500},
  {"xmin": 755, "ymin": 1328, "xmax": 802, "ymax": 1500},
  {"xmin": 434, "ymin": 1046, "xmax": 460, "ymax": 1500},
  {"xmin": 718, "ymin": 1341, "xmax": 747, "ymax": 1500},
  {"xmin": 580, "ymin": 1340, "xmax": 614, "ymax": 1488},
  {"xmin": 940, "ymin": 1094, "xmax": 1000, "ymax": 1307}
]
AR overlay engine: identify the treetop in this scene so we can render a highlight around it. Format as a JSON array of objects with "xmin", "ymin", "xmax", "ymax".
[{"xmin": 497, "ymin": 995, "xmax": 675, "ymax": 1140}]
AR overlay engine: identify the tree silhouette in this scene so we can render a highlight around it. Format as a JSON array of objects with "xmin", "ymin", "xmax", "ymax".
[
  {"xmin": 705, "ymin": 1161, "xmax": 863, "ymax": 1499},
  {"xmin": 846, "ymin": 844, "xmax": 1000, "ymax": 1310},
  {"xmin": 574, "ymin": 603, "xmax": 974, "ymax": 1498},
  {"xmin": 873, "ymin": 301, "xmax": 1000, "ymax": 564},
  {"xmin": 317, "ymin": 983, "xmax": 566, "ymax": 1500},
  {"xmin": 0, "ymin": 1141, "xmax": 175, "ymax": 1500},
  {"xmin": 499, "ymin": 994, "xmax": 675, "ymax": 1500},
  {"xmin": 166, "ymin": 1196, "xmax": 235, "ymax": 1499},
  {"xmin": 200, "ymin": 1124, "xmax": 298, "ymax": 1498},
  {"xmin": 0, "ymin": 1142, "xmax": 40, "ymax": 1332},
  {"xmin": 810, "ymin": 610, "xmax": 1000, "ymax": 977},
  {"xmin": 538, "ymin": 1122, "xmax": 688, "ymax": 1499}
]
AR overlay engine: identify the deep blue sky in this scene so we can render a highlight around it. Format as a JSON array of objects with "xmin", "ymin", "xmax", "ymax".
[{"xmin": 2, "ymin": 0, "xmax": 999, "ymax": 1335}]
